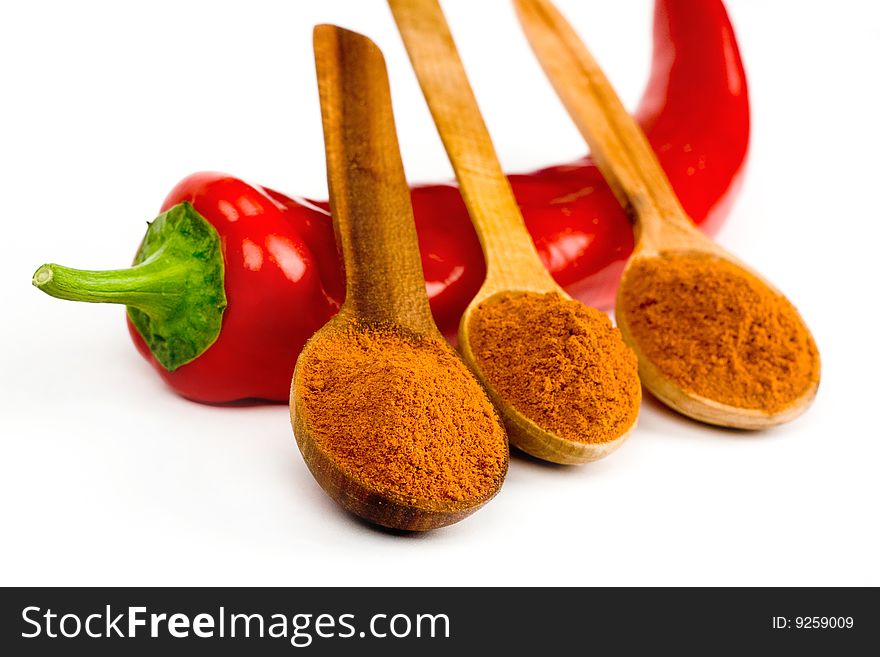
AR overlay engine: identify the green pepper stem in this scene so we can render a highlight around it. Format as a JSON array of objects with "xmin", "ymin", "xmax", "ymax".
[
  {"xmin": 33, "ymin": 202, "xmax": 226, "ymax": 371},
  {"xmin": 32, "ymin": 249, "xmax": 188, "ymax": 318}
]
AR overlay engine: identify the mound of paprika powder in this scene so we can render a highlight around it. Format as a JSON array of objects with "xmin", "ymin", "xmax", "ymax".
[
  {"xmin": 467, "ymin": 292, "xmax": 641, "ymax": 444},
  {"xmin": 296, "ymin": 325, "xmax": 508, "ymax": 504},
  {"xmin": 618, "ymin": 254, "xmax": 820, "ymax": 413}
]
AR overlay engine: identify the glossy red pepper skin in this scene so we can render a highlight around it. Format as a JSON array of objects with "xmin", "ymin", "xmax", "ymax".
[
  {"xmin": 133, "ymin": 0, "xmax": 748, "ymax": 403},
  {"xmin": 128, "ymin": 175, "xmax": 341, "ymax": 402}
]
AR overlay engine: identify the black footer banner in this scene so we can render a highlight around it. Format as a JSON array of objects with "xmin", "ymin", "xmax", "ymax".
[{"xmin": 1, "ymin": 587, "xmax": 876, "ymax": 654}]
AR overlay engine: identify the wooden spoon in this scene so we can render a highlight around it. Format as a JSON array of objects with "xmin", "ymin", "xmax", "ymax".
[
  {"xmin": 291, "ymin": 25, "xmax": 508, "ymax": 531},
  {"xmin": 514, "ymin": 0, "xmax": 821, "ymax": 428},
  {"xmin": 388, "ymin": 0, "xmax": 638, "ymax": 464}
]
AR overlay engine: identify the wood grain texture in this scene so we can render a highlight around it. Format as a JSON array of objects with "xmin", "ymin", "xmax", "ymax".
[
  {"xmin": 388, "ymin": 0, "xmax": 556, "ymax": 297},
  {"xmin": 291, "ymin": 25, "xmax": 507, "ymax": 530},
  {"xmin": 390, "ymin": 0, "xmax": 636, "ymax": 463},
  {"xmin": 314, "ymin": 23, "xmax": 437, "ymax": 335},
  {"xmin": 514, "ymin": 0, "xmax": 820, "ymax": 429}
]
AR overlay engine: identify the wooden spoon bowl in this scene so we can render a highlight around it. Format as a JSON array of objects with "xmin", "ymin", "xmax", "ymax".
[
  {"xmin": 617, "ymin": 235, "xmax": 820, "ymax": 429},
  {"xmin": 458, "ymin": 289, "xmax": 635, "ymax": 464},
  {"xmin": 293, "ymin": 315, "xmax": 505, "ymax": 530}
]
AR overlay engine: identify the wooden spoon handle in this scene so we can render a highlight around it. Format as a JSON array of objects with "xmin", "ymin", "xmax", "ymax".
[
  {"xmin": 513, "ymin": 0, "xmax": 689, "ymax": 233},
  {"xmin": 388, "ymin": 0, "xmax": 552, "ymax": 288},
  {"xmin": 314, "ymin": 25, "xmax": 435, "ymax": 332}
]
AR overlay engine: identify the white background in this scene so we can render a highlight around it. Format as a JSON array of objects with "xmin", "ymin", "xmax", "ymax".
[{"xmin": 1, "ymin": 0, "xmax": 878, "ymax": 586}]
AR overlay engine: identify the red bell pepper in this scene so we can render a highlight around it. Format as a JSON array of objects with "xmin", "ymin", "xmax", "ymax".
[{"xmin": 32, "ymin": 0, "xmax": 749, "ymax": 403}]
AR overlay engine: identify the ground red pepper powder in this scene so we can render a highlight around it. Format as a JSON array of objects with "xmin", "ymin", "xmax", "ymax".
[
  {"xmin": 467, "ymin": 292, "xmax": 641, "ymax": 444},
  {"xmin": 618, "ymin": 253, "xmax": 820, "ymax": 412},
  {"xmin": 296, "ymin": 324, "xmax": 507, "ymax": 504}
]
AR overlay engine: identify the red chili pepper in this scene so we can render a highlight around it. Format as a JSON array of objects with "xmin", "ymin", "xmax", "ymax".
[{"xmin": 33, "ymin": 0, "xmax": 748, "ymax": 403}]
